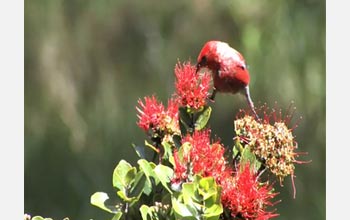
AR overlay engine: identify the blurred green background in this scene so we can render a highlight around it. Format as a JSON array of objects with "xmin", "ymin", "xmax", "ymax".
[{"xmin": 25, "ymin": 0, "xmax": 325, "ymax": 219}]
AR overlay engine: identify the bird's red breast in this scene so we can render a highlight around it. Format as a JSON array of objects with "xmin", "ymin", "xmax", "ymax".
[{"xmin": 197, "ymin": 41, "xmax": 250, "ymax": 94}]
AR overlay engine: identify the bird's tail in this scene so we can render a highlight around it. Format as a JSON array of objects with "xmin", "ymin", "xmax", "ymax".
[{"xmin": 244, "ymin": 86, "xmax": 260, "ymax": 121}]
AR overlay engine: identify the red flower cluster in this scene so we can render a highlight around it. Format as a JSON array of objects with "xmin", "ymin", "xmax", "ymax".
[
  {"xmin": 221, "ymin": 164, "xmax": 279, "ymax": 220},
  {"xmin": 136, "ymin": 96, "xmax": 179, "ymax": 134},
  {"xmin": 174, "ymin": 61, "xmax": 211, "ymax": 110},
  {"xmin": 173, "ymin": 130, "xmax": 278, "ymax": 219},
  {"xmin": 173, "ymin": 129, "xmax": 230, "ymax": 183},
  {"xmin": 134, "ymin": 61, "xmax": 304, "ymax": 219}
]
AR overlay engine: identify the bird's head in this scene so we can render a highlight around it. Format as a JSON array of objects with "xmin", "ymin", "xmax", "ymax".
[{"xmin": 196, "ymin": 41, "xmax": 221, "ymax": 73}]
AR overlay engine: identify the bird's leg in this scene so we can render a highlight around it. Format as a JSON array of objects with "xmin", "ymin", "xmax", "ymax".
[
  {"xmin": 244, "ymin": 86, "xmax": 260, "ymax": 121},
  {"xmin": 209, "ymin": 88, "xmax": 217, "ymax": 102}
]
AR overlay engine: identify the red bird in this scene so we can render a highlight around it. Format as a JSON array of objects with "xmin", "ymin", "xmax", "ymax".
[{"xmin": 196, "ymin": 40, "xmax": 259, "ymax": 120}]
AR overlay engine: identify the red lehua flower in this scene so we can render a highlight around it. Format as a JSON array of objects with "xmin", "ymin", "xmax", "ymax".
[
  {"xmin": 166, "ymin": 98, "xmax": 178, "ymax": 120},
  {"xmin": 173, "ymin": 129, "xmax": 231, "ymax": 185},
  {"xmin": 137, "ymin": 95, "xmax": 164, "ymax": 132},
  {"xmin": 136, "ymin": 96, "xmax": 179, "ymax": 134},
  {"xmin": 221, "ymin": 163, "xmax": 279, "ymax": 220},
  {"xmin": 174, "ymin": 61, "xmax": 211, "ymax": 110},
  {"xmin": 164, "ymin": 98, "xmax": 180, "ymax": 133},
  {"xmin": 186, "ymin": 130, "xmax": 229, "ymax": 181},
  {"xmin": 173, "ymin": 149, "xmax": 188, "ymax": 181},
  {"xmin": 172, "ymin": 130, "xmax": 278, "ymax": 219}
]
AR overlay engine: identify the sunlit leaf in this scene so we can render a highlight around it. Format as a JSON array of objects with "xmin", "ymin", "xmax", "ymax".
[
  {"xmin": 90, "ymin": 192, "xmax": 123, "ymax": 214},
  {"xmin": 111, "ymin": 212, "xmax": 123, "ymax": 220},
  {"xmin": 124, "ymin": 167, "xmax": 137, "ymax": 186},
  {"xmin": 117, "ymin": 190, "xmax": 138, "ymax": 204},
  {"xmin": 140, "ymin": 205, "xmax": 150, "ymax": 220},
  {"xmin": 154, "ymin": 164, "xmax": 174, "ymax": 194},
  {"xmin": 31, "ymin": 217, "xmax": 50, "ymax": 220},
  {"xmin": 172, "ymin": 196, "xmax": 197, "ymax": 219},
  {"xmin": 145, "ymin": 140, "xmax": 159, "ymax": 153},
  {"xmin": 113, "ymin": 160, "xmax": 133, "ymax": 190},
  {"xmin": 138, "ymin": 159, "xmax": 158, "ymax": 195},
  {"xmin": 162, "ymin": 141, "xmax": 173, "ymax": 161},
  {"xmin": 203, "ymin": 204, "xmax": 223, "ymax": 220},
  {"xmin": 194, "ymin": 106, "xmax": 211, "ymax": 131}
]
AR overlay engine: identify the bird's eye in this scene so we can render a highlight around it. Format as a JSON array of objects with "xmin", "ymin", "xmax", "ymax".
[
  {"xmin": 239, "ymin": 63, "xmax": 247, "ymax": 70},
  {"xmin": 197, "ymin": 56, "xmax": 207, "ymax": 72},
  {"xmin": 200, "ymin": 56, "xmax": 207, "ymax": 65}
]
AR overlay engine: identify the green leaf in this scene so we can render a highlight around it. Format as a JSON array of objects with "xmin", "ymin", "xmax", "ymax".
[
  {"xmin": 199, "ymin": 176, "xmax": 215, "ymax": 191},
  {"xmin": 31, "ymin": 217, "xmax": 49, "ymax": 220},
  {"xmin": 180, "ymin": 119, "xmax": 190, "ymax": 136},
  {"xmin": 234, "ymin": 138, "xmax": 244, "ymax": 153},
  {"xmin": 241, "ymin": 147, "xmax": 255, "ymax": 165},
  {"xmin": 179, "ymin": 107, "xmax": 194, "ymax": 135},
  {"xmin": 196, "ymin": 176, "xmax": 218, "ymax": 203},
  {"xmin": 125, "ymin": 167, "xmax": 137, "ymax": 186},
  {"xmin": 129, "ymin": 171, "xmax": 147, "ymax": 199},
  {"xmin": 91, "ymin": 192, "xmax": 123, "ymax": 214},
  {"xmin": 241, "ymin": 147, "xmax": 262, "ymax": 172},
  {"xmin": 140, "ymin": 203, "xmax": 172, "ymax": 220},
  {"xmin": 154, "ymin": 164, "xmax": 174, "ymax": 194},
  {"xmin": 194, "ymin": 106, "xmax": 212, "ymax": 131},
  {"xmin": 145, "ymin": 140, "xmax": 159, "ymax": 153},
  {"xmin": 182, "ymin": 182, "xmax": 196, "ymax": 204},
  {"xmin": 204, "ymin": 184, "xmax": 221, "ymax": 209},
  {"xmin": 111, "ymin": 212, "xmax": 123, "ymax": 220},
  {"xmin": 169, "ymin": 154, "xmax": 175, "ymax": 167},
  {"xmin": 143, "ymin": 177, "xmax": 153, "ymax": 196},
  {"xmin": 140, "ymin": 205, "xmax": 151, "ymax": 220},
  {"xmin": 172, "ymin": 175, "xmax": 223, "ymax": 220},
  {"xmin": 138, "ymin": 159, "xmax": 158, "ymax": 195},
  {"xmin": 203, "ymin": 204, "xmax": 223, "ymax": 220},
  {"xmin": 254, "ymin": 159, "xmax": 262, "ymax": 172},
  {"xmin": 117, "ymin": 190, "xmax": 138, "ymax": 204},
  {"xmin": 113, "ymin": 160, "xmax": 133, "ymax": 190},
  {"xmin": 178, "ymin": 142, "xmax": 192, "ymax": 163},
  {"xmin": 138, "ymin": 159, "xmax": 156, "ymax": 177},
  {"xmin": 232, "ymin": 145, "xmax": 240, "ymax": 159},
  {"xmin": 179, "ymin": 107, "xmax": 193, "ymax": 127},
  {"xmin": 173, "ymin": 134, "xmax": 182, "ymax": 149},
  {"xmin": 162, "ymin": 141, "xmax": 173, "ymax": 161},
  {"xmin": 161, "ymin": 193, "xmax": 172, "ymax": 206},
  {"xmin": 172, "ymin": 196, "xmax": 197, "ymax": 219}
]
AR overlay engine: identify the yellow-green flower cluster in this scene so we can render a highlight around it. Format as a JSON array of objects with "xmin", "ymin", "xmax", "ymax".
[{"xmin": 234, "ymin": 115, "xmax": 298, "ymax": 184}]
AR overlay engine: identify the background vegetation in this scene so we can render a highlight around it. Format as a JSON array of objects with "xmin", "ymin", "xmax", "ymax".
[{"xmin": 25, "ymin": 0, "xmax": 325, "ymax": 219}]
